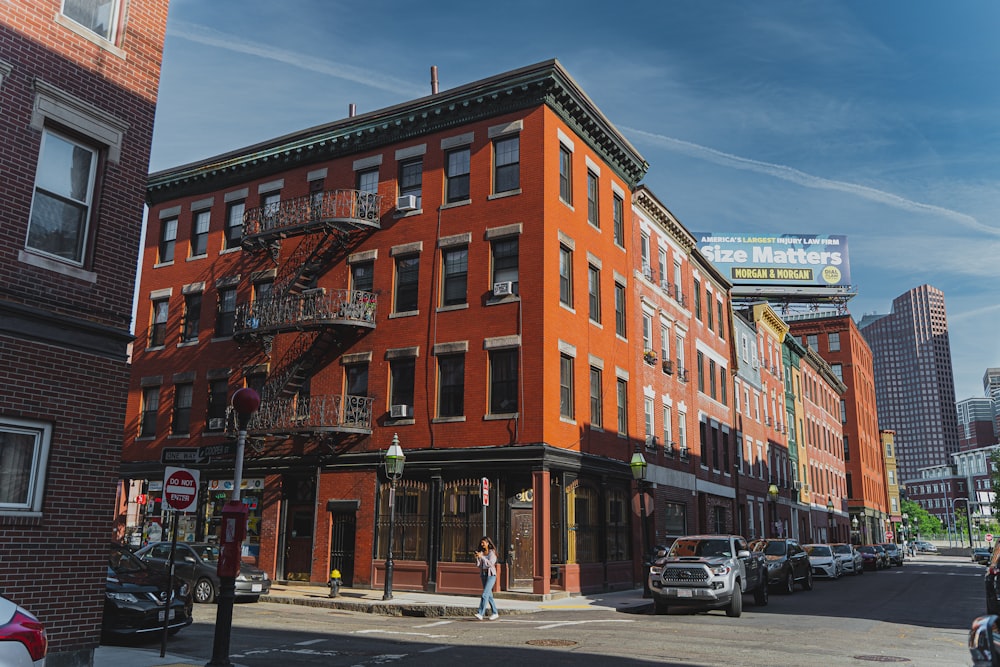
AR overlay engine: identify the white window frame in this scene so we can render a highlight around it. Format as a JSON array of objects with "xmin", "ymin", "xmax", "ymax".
[
  {"xmin": 26, "ymin": 128, "xmax": 98, "ymax": 267},
  {"xmin": 0, "ymin": 417, "xmax": 53, "ymax": 516},
  {"xmin": 60, "ymin": 0, "xmax": 122, "ymax": 44}
]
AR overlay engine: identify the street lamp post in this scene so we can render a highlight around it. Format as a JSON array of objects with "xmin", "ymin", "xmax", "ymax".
[
  {"xmin": 207, "ymin": 387, "xmax": 260, "ymax": 667},
  {"xmin": 630, "ymin": 449, "xmax": 650, "ymax": 598},
  {"xmin": 382, "ymin": 434, "xmax": 406, "ymax": 601},
  {"xmin": 851, "ymin": 515, "xmax": 859, "ymax": 545},
  {"xmin": 768, "ymin": 484, "xmax": 780, "ymax": 537},
  {"xmin": 826, "ymin": 497, "xmax": 835, "ymax": 542}
]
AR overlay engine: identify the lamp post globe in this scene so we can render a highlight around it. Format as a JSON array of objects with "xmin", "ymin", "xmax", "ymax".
[
  {"xmin": 767, "ymin": 484, "xmax": 779, "ymax": 537},
  {"xmin": 383, "ymin": 434, "xmax": 406, "ymax": 601}
]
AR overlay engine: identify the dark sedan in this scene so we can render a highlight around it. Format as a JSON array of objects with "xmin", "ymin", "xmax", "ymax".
[
  {"xmin": 104, "ymin": 544, "xmax": 192, "ymax": 642},
  {"xmin": 750, "ymin": 538, "xmax": 813, "ymax": 594},
  {"xmin": 973, "ymin": 547, "xmax": 992, "ymax": 565},
  {"xmin": 135, "ymin": 542, "xmax": 270, "ymax": 604},
  {"xmin": 855, "ymin": 545, "xmax": 880, "ymax": 571}
]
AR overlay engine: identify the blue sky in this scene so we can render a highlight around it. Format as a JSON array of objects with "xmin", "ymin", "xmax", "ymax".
[{"xmin": 149, "ymin": 0, "xmax": 1000, "ymax": 400}]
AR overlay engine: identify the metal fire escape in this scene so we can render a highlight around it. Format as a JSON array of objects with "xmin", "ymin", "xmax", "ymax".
[{"xmin": 232, "ymin": 189, "xmax": 382, "ymax": 442}]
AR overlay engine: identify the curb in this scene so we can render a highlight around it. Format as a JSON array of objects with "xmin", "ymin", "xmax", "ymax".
[{"xmin": 258, "ymin": 594, "xmax": 535, "ymax": 618}]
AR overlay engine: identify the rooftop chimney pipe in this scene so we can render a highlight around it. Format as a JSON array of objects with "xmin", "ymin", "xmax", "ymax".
[{"xmin": 431, "ymin": 66, "xmax": 438, "ymax": 95}]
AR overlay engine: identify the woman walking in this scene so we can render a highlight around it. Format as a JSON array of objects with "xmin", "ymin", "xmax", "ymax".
[{"xmin": 474, "ymin": 536, "xmax": 499, "ymax": 620}]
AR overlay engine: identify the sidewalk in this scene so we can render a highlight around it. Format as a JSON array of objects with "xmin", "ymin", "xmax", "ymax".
[{"xmin": 94, "ymin": 584, "xmax": 651, "ymax": 666}]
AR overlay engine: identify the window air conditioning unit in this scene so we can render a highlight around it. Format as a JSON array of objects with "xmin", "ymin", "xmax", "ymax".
[
  {"xmin": 662, "ymin": 359, "xmax": 674, "ymax": 374},
  {"xmin": 208, "ymin": 418, "xmax": 225, "ymax": 431},
  {"xmin": 396, "ymin": 195, "xmax": 418, "ymax": 212},
  {"xmin": 645, "ymin": 435, "xmax": 658, "ymax": 448},
  {"xmin": 390, "ymin": 404, "xmax": 412, "ymax": 419},
  {"xmin": 793, "ymin": 481, "xmax": 802, "ymax": 491},
  {"xmin": 493, "ymin": 281, "xmax": 513, "ymax": 297}
]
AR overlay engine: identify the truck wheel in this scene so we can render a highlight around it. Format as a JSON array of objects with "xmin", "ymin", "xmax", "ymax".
[
  {"xmin": 726, "ymin": 589, "xmax": 743, "ymax": 617},
  {"xmin": 753, "ymin": 581, "xmax": 768, "ymax": 606},
  {"xmin": 802, "ymin": 569, "xmax": 813, "ymax": 591},
  {"xmin": 653, "ymin": 598, "xmax": 669, "ymax": 615}
]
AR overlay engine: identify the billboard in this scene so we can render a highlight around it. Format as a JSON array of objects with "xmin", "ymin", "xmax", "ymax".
[{"xmin": 694, "ymin": 233, "xmax": 851, "ymax": 289}]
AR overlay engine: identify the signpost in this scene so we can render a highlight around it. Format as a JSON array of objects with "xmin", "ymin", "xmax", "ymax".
[
  {"xmin": 885, "ymin": 531, "xmax": 893, "ymax": 542},
  {"xmin": 987, "ymin": 534, "xmax": 994, "ymax": 544},
  {"xmin": 160, "ymin": 466, "xmax": 199, "ymax": 657},
  {"xmin": 481, "ymin": 477, "xmax": 489, "ymax": 538}
]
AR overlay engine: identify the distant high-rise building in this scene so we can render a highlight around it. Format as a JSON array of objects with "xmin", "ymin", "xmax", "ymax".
[
  {"xmin": 984, "ymin": 368, "xmax": 1000, "ymax": 437},
  {"xmin": 858, "ymin": 284, "xmax": 960, "ymax": 481},
  {"xmin": 956, "ymin": 397, "xmax": 997, "ymax": 451}
]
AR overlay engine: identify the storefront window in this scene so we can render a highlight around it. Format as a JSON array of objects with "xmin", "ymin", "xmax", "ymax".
[
  {"xmin": 568, "ymin": 483, "xmax": 599, "ymax": 563},
  {"xmin": 375, "ymin": 479, "xmax": 428, "ymax": 560},
  {"xmin": 440, "ymin": 478, "xmax": 489, "ymax": 562},
  {"xmin": 606, "ymin": 488, "xmax": 631, "ymax": 561}
]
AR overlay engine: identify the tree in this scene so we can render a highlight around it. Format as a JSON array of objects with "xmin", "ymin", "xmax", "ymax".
[{"xmin": 901, "ymin": 499, "xmax": 943, "ymax": 538}]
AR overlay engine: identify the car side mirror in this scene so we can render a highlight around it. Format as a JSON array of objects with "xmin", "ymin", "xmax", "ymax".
[
  {"xmin": 969, "ymin": 615, "xmax": 1000, "ymax": 666},
  {"xmin": 737, "ymin": 550, "xmax": 751, "ymax": 559}
]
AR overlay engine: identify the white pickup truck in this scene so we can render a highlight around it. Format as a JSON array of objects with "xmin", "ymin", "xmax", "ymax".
[{"xmin": 647, "ymin": 534, "xmax": 769, "ymax": 617}]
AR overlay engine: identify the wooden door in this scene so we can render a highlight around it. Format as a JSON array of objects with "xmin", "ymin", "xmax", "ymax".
[{"xmin": 511, "ymin": 508, "xmax": 533, "ymax": 589}]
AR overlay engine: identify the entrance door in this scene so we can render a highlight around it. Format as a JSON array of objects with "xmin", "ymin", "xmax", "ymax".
[
  {"xmin": 329, "ymin": 512, "xmax": 356, "ymax": 586},
  {"xmin": 510, "ymin": 508, "xmax": 533, "ymax": 589},
  {"xmin": 283, "ymin": 505, "xmax": 314, "ymax": 581}
]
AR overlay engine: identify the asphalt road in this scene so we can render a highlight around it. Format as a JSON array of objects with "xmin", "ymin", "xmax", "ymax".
[{"xmin": 126, "ymin": 556, "xmax": 985, "ymax": 666}]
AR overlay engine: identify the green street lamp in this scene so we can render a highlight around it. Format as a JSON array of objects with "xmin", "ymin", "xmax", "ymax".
[
  {"xmin": 630, "ymin": 449, "xmax": 650, "ymax": 598},
  {"xmin": 768, "ymin": 484, "xmax": 779, "ymax": 537},
  {"xmin": 382, "ymin": 434, "xmax": 406, "ymax": 601}
]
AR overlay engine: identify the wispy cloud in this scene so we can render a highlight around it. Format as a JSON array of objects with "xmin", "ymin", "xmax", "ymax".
[
  {"xmin": 168, "ymin": 20, "xmax": 426, "ymax": 98},
  {"xmin": 623, "ymin": 126, "xmax": 999, "ymax": 237},
  {"xmin": 949, "ymin": 302, "xmax": 1000, "ymax": 323}
]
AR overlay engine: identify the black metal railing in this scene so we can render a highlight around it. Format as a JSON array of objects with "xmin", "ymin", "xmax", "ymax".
[
  {"xmin": 242, "ymin": 189, "xmax": 382, "ymax": 245},
  {"xmin": 235, "ymin": 289, "xmax": 377, "ymax": 334}
]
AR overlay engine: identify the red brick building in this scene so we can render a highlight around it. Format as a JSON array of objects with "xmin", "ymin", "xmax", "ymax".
[
  {"xmin": 629, "ymin": 187, "xmax": 736, "ymax": 548},
  {"xmin": 0, "ymin": 1, "xmax": 169, "ymax": 664},
  {"xmin": 788, "ymin": 314, "xmax": 888, "ymax": 544},
  {"xmin": 126, "ymin": 61, "xmax": 653, "ymax": 596}
]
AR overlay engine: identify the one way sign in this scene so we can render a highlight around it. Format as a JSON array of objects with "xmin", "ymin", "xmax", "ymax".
[{"xmin": 160, "ymin": 447, "xmax": 200, "ymax": 465}]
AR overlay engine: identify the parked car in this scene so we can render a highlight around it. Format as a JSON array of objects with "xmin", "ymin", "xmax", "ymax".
[
  {"xmin": 973, "ymin": 548, "xmax": 992, "ymax": 565},
  {"xmin": 647, "ymin": 534, "xmax": 769, "ymax": 617},
  {"xmin": 104, "ymin": 544, "xmax": 192, "ymax": 642},
  {"xmin": 135, "ymin": 542, "xmax": 270, "ymax": 604},
  {"xmin": 881, "ymin": 543, "xmax": 905, "ymax": 567},
  {"xmin": 831, "ymin": 543, "xmax": 864, "ymax": 576},
  {"xmin": 969, "ymin": 614, "xmax": 1000, "ymax": 665},
  {"xmin": 914, "ymin": 540, "xmax": 938, "ymax": 553},
  {"xmin": 0, "ymin": 595, "xmax": 46, "ymax": 667},
  {"xmin": 985, "ymin": 542, "xmax": 1000, "ymax": 614},
  {"xmin": 869, "ymin": 544, "xmax": 890, "ymax": 569},
  {"xmin": 803, "ymin": 544, "xmax": 843, "ymax": 579},
  {"xmin": 750, "ymin": 538, "xmax": 813, "ymax": 593},
  {"xmin": 855, "ymin": 545, "xmax": 880, "ymax": 571}
]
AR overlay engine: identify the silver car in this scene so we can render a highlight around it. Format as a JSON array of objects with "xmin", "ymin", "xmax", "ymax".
[
  {"xmin": 830, "ymin": 542, "xmax": 864, "ymax": 576},
  {"xmin": 804, "ymin": 544, "xmax": 843, "ymax": 579}
]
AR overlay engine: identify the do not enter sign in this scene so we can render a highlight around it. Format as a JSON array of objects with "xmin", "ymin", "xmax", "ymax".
[{"xmin": 163, "ymin": 466, "xmax": 200, "ymax": 513}]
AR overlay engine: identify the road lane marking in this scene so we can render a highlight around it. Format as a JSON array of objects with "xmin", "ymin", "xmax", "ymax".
[
  {"xmin": 420, "ymin": 646, "xmax": 455, "ymax": 653},
  {"xmin": 294, "ymin": 639, "xmax": 326, "ymax": 645},
  {"xmin": 354, "ymin": 629, "xmax": 453, "ymax": 638},
  {"xmin": 414, "ymin": 620, "xmax": 453, "ymax": 628}
]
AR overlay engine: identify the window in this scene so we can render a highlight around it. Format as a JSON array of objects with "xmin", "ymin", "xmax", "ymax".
[
  {"xmin": 660, "ymin": 325, "xmax": 670, "ymax": 366},
  {"xmin": 640, "ymin": 234, "xmax": 651, "ymax": 278},
  {"xmin": 559, "ymin": 145, "xmax": 572, "ymax": 204},
  {"xmin": 206, "ymin": 380, "xmax": 228, "ymax": 428},
  {"xmin": 390, "ymin": 357, "xmax": 415, "ymax": 410},
  {"xmin": 489, "ymin": 348, "xmax": 518, "ymax": 414},
  {"xmin": 559, "ymin": 245, "xmax": 573, "ymax": 307},
  {"xmin": 139, "ymin": 387, "xmax": 159, "ymax": 438},
  {"xmin": 560, "ymin": 354, "xmax": 575, "ymax": 419},
  {"xmin": 399, "ymin": 158, "xmax": 423, "ymax": 208},
  {"xmin": 0, "ymin": 417, "xmax": 53, "ymax": 513},
  {"xmin": 612, "ymin": 194, "xmax": 624, "ymax": 246},
  {"xmin": 216, "ymin": 287, "xmax": 236, "ymax": 337},
  {"xmin": 159, "ymin": 217, "xmax": 177, "ymax": 264},
  {"xmin": 493, "ymin": 136, "xmax": 519, "ymax": 193},
  {"xmin": 720, "ymin": 368, "xmax": 728, "ymax": 405},
  {"xmin": 492, "ymin": 236, "xmax": 519, "ymax": 295},
  {"xmin": 663, "ymin": 405, "xmax": 673, "ymax": 448},
  {"xmin": 394, "ymin": 255, "xmax": 420, "ymax": 313},
  {"xmin": 253, "ymin": 278, "xmax": 272, "ymax": 303},
  {"xmin": 706, "ymin": 290, "xmax": 714, "ymax": 331},
  {"xmin": 676, "ymin": 334, "xmax": 685, "ymax": 374},
  {"xmin": 614, "ymin": 282, "xmax": 626, "ymax": 338},
  {"xmin": 829, "ymin": 332, "xmax": 841, "ymax": 352},
  {"xmin": 437, "ymin": 355, "xmax": 464, "ymax": 417},
  {"xmin": 606, "ymin": 488, "xmax": 632, "ymax": 561},
  {"xmin": 309, "ymin": 178, "xmax": 324, "ymax": 219},
  {"xmin": 642, "ymin": 313, "xmax": 652, "ymax": 354},
  {"xmin": 589, "ymin": 367, "xmax": 603, "ymax": 428},
  {"xmin": 260, "ymin": 191, "xmax": 281, "ymax": 226},
  {"xmin": 61, "ymin": 0, "xmax": 120, "ymax": 42},
  {"xmin": 709, "ymin": 359, "xmax": 717, "ymax": 399},
  {"xmin": 190, "ymin": 209, "xmax": 210, "ymax": 257},
  {"xmin": 357, "ymin": 168, "xmax": 379, "ymax": 195},
  {"xmin": 27, "ymin": 129, "xmax": 98, "ymax": 265},
  {"xmin": 346, "ymin": 364, "xmax": 369, "ymax": 398},
  {"xmin": 172, "ymin": 383, "xmax": 193, "ymax": 435},
  {"xmin": 693, "ymin": 278, "xmax": 702, "ymax": 320},
  {"xmin": 697, "ymin": 351, "xmax": 705, "ymax": 392},
  {"xmin": 149, "ymin": 298, "xmax": 168, "ymax": 347},
  {"xmin": 441, "ymin": 247, "xmax": 468, "ymax": 306},
  {"xmin": 617, "ymin": 378, "xmax": 628, "ymax": 436},
  {"xmin": 446, "ymin": 148, "xmax": 470, "ymax": 203},
  {"xmin": 644, "ymin": 398, "xmax": 655, "ymax": 445},
  {"xmin": 182, "ymin": 293, "xmax": 201, "ymax": 343},
  {"xmin": 806, "ymin": 334, "xmax": 818, "ymax": 350},
  {"xmin": 717, "ymin": 301, "xmax": 725, "ymax": 340},
  {"xmin": 673, "ymin": 261, "xmax": 683, "ymax": 303},
  {"xmin": 831, "ymin": 363, "xmax": 843, "ymax": 382},
  {"xmin": 587, "ymin": 170, "xmax": 599, "ymax": 227},
  {"xmin": 352, "ymin": 261, "xmax": 374, "ymax": 293},
  {"xmin": 588, "ymin": 265, "xmax": 601, "ymax": 323},
  {"xmin": 678, "ymin": 412, "xmax": 687, "ymax": 452},
  {"xmin": 224, "ymin": 200, "xmax": 244, "ymax": 250}
]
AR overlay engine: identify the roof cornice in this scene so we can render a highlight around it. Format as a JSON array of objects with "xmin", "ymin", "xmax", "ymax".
[{"xmin": 147, "ymin": 59, "xmax": 649, "ymax": 205}]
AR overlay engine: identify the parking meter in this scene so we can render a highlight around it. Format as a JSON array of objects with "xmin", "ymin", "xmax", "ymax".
[{"xmin": 218, "ymin": 500, "xmax": 248, "ymax": 578}]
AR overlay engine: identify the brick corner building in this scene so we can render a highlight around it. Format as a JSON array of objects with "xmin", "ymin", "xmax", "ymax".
[{"xmin": 0, "ymin": 1, "xmax": 169, "ymax": 664}]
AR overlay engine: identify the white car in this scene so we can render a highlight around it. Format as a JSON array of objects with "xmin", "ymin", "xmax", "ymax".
[
  {"xmin": 804, "ymin": 543, "xmax": 843, "ymax": 579},
  {"xmin": 831, "ymin": 542, "xmax": 864, "ymax": 576},
  {"xmin": 0, "ymin": 595, "xmax": 46, "ymax": 666}
]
